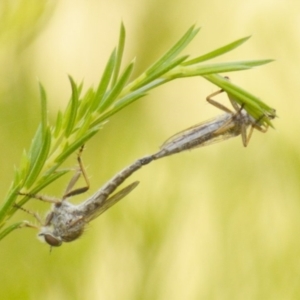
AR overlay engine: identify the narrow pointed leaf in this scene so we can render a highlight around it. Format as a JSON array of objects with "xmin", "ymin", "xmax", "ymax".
[
  {"xmin": 146, "ymin": 25, "xmax": 200, "ymax": 74},
  {"xmin": 94, "ymin": 48, "xmax": 117, "ymax": 109},
  {"xmin": 166, "ymin": 59, "xmax": 273, "ymax": 79},
  {"xmin": 38, "ymin": 82, "xmax": 48, "ymax": 135},
  {"xmin": 99, "ymin": 61, "xmax": 135, "ymax": 111},
  {"xmin": 94, "ymin": 93, "xmax": 147, "ymax": 126},
  {"xmin": 53, "ymin": 110, "xmax": 63, "ymax": 138},
  {"xmin": 77, "ymin": 88, "xmax": 95, "ymax": 119},
  {"xmin": 0, "ymin": 185, "xmax": 20, "ymax": 224},
  {"xmin": 137, "ymin": 55, "xmax": 189, "ymax": 88},
  {"xmin": 112, "ymin": 23, "xmax": 126, "ymax": 85},
  {"xmin": 27, "ymin": 125, "xmax": 43, "ymax": 167},
  {"xmin": 183, "ymin": 36, "xmax": 251, "ymax": 65},
  {"xmin": 65, "ymin": 76, "xmax": 79, "ymax": 137},
  {"xmin": 0, "ymin": 222, "xmax": 26, "ymax": 241},
  {"xmin": 24, "ymin": 127, "xmax": 51, "ymax": 187}
]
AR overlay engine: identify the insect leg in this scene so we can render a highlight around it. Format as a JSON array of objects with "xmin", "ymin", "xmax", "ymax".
[
  {"xmin": 206, "ymin": 89, "xmax": 233, "ymax": 113},
  {"xmin": 63, "ymin": 145, "xmax": 90, "ymax": 199},
  {"xmin": 18, "ymin": 192, "xmax": 61, "ymax": 204},
  {"xmin": 242, "ymin": 113, "xmax": 271, "ymax": 147},
  {"xmin": 13, "ymin": 203, "xmax": 43, "ymax": 226}
]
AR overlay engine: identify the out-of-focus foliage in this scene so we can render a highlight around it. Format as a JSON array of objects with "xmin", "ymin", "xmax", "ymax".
[{"xmin": 0, "ymin": 1, "xmax": 299, "ymax": 300}]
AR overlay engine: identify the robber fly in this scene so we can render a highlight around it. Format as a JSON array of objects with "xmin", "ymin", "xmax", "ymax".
[
  {"xmin": 18, "ymin": 147, "xmax": 153, "ymax": 247},
  {"xmin": 152, "ymin": 88, "xmax": 274, "ymax": 159}
]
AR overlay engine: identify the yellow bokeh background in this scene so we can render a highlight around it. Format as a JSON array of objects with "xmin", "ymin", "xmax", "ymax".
[{"xmin": 1, "ymin": 1, "xmax": 299, "ymax": 299}]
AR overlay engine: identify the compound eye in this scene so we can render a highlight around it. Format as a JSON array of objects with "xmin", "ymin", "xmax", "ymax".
[{"xmin": 41, "ymin": 233, "xmax": 62, "ymax": 247}]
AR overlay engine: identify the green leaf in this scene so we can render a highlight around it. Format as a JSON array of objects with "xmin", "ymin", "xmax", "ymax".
[
  {"xmin": 183, "ymin": 63, "xmax": 252, "ymax": 75},
  {"xmin": 27, "ymin": 125, "xmax": 43, "ymax": 168},
  {"xmin": 0, "ymin": 222, "xmax": 26, "ymax": 242},
  {"xmin": 64, "ymin": 76, "xmax": 79, "ymax": 137},
  {"xmin": 182, "ymin": 36, "xmax": 251, "ymax": 65},
  {"xmin": 146, "ymin": 25, "xmax": 200, "ymax": 74},
  {"xmin": 112, "ymin": 22, "xmax": 126, "ymax": 86},
  {"xmin": 53, "ymin": 110, "xmax": 63, "ymax": 138},
  {"xmin": 232, "ymin": 59, "xmax": 274, "ymax": 67},
  {"xmin": 0, "ymin": 184, "xmax": 20, "ymax": 224},
  {"xmin": 106, "ymin": 79, "xmax": 166, "ymax": 118},
  {"xmin": 98, "ymin": 60, "xmax": 135, "ymax": 112},
  {"xmin": 94, "ymin": 93, "xmax": 148, "ymax": 126},
  {"xmin": 38, "ymin": 82, "xmax": 48, "ymax": 135},
  {"xmin": 77, "ymin": 88, "xmax": 95, "ymax": 120},
  {"xmin": 166, "ymin": 59, "xmax": 273, "ymax": 79},
  {"xmin": 17, "ymin": 149, "xmax": 30, "ymax": 184},
  {"xmin": 94, "ymin": 48, "xmax": 117, "ymax": 109},
  {"xmin": 136, "ymin": 55, "xmax": 189, "ymax": 89},
  {"xmin": 74, "ymin": 114, "xmax": 93, "ymax": 140},
  {"xmin": 24, "ymin": 127, "xmax": 51, "ymax": 187}
]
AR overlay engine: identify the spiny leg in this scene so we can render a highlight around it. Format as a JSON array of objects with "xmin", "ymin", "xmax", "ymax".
[
  {"xmin": 19, "ymin": 220, "xmax": 40, "ymax": 230},
  {"xmin": 242, "ymin": 113, "xmax": 271, "ymax": 147},
  {"xmin": 14, "ymin": 205, "xmax": 44, "ymax": 236},
  {"xmin": 206, "ymin": 75, "xmax": 241, "ymax": 113},
  {"xmin": 244, "ymin": 115, "xmax": 269, "ymax": 146},
  {"xmin": 18, "ymin": 145, "xmax": 90, "ymax": 203},
  {"xmin": 252, "ymin": 114, "xmax": 269, "ymax": 133},
  {"xmin": 13, "ymin": 203, "xmax": 43, "ymax": 227},
  {"xmin": 18, "ymin": 191, "xmax": 61, "ymax": 204},
  {"xmin": 233, "ymin": 103, "xmax": 250, "ymax": 147},
  {"xmin": 206, "ymin": 88, "xmax": 239, "ymax": 137},
  {"xmin": 63, "ymin": 145, "xmax": 90, "ymax": 199},
  {"xmin": 206, "ymin": 89, "xmax": 234, "ymax": 114},
  {"xmin": 240, "ymin": 122, "xmax": 249, "ymax": 147}
]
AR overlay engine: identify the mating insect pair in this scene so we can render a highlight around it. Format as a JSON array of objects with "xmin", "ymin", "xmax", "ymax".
[{"xmin": 17, "ymin": 87, "xmax": 274, "ymax": 248}]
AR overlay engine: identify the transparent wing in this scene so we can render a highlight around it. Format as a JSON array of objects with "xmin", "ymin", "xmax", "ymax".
[
  {"xmin": 160, "ymin": 113, "xmax": 234, "ymax": 151},
  {"xmin": 161, "ymin": 115, "xmax": 221, "ymax": 147},
  {"xmin": 187, "ymin": 129, "xmax": 239, "ymax": 149},
  {"xmin": 85, "ymin": 181, "xmax": 139, "ymax": 222}
]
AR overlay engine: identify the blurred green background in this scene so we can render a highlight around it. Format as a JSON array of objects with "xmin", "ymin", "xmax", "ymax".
[{"xmin": 1, "ymin": 0, "xmax": 299, "ymax": 299}]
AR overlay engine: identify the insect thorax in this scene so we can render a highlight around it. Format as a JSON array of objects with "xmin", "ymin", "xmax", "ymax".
[
  {"xmin": 39, "ymin": 201, "xmax": 86, "ymax": 246},
  {"xmin": 230, "ymin": 109, "xmax": 254, "ymax": 134}
]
